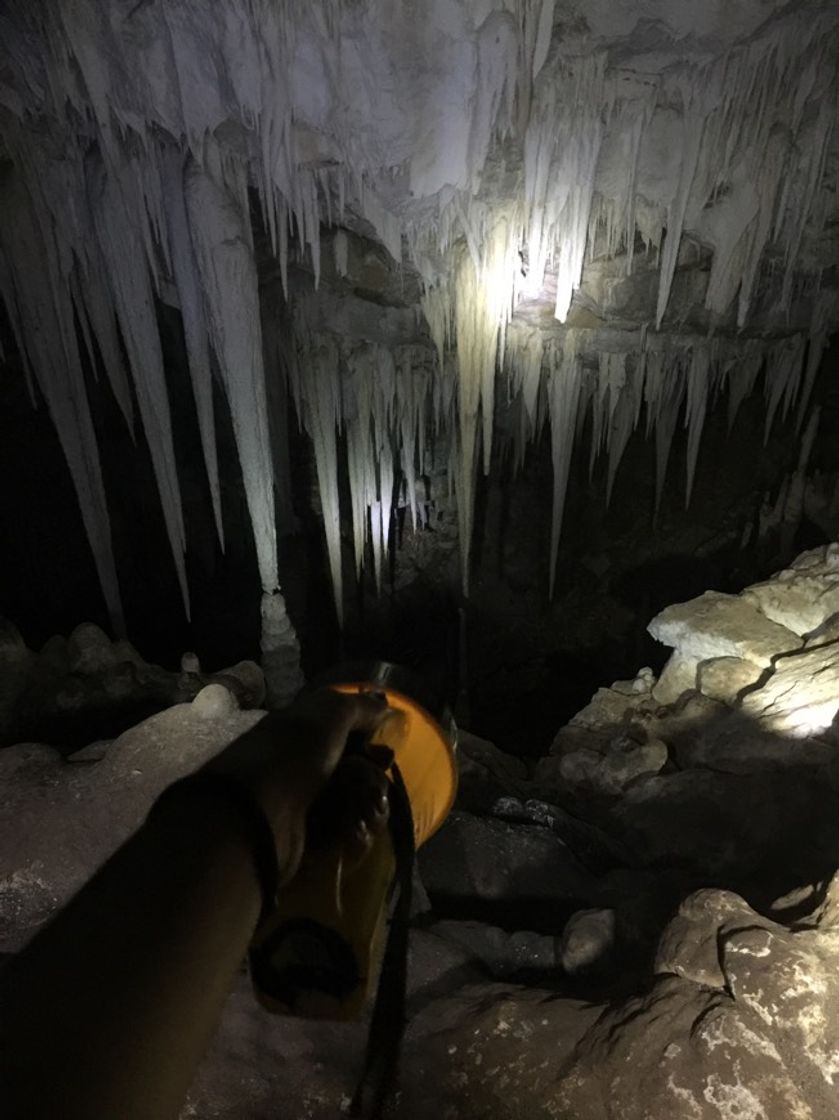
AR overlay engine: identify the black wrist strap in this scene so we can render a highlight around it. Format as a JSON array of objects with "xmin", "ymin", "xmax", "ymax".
[
  {"xmin": 350, "ymin": 762, "xmax": 415, "ymax": 1120},
  {"xmin": 150, "ymin": 772, "xmax": 281, "ymax": 927}
]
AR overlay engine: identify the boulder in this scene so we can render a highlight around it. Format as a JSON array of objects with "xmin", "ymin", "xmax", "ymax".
[
  {"xmin": 648, "ymin": 591, "xmax": 802, "ymax": 667},
  {"xmin": 696, "ymin": 655, "xmax": 763, "ymax": 703},
  {"xmin": 743, "ymin": 572, "xmax": 839, "ymax": 638},
  {"xmin": 0, "ymin": 701, "xmax": 264, "ymax": 949},
  {"xmin": 551, "ymin": 734, "xmax": 668, "ymax": 796},
  {"xmin": 651, "ymin": 651, "xmax": 699, "ymax": 704},
  {"xmin": 741, "ymin": 639, "xmax": 839, "ymax": 736},
  {"xmin": 0, "ymin": 618, "xmax": 34, "ymax": 740},
  {"xmin": 430, "ymin": 920, "xmax": 559, "ymax": 978},
  {"xmin": 66, "ymin": 623, "xmax": 120, "ymax": 674},
  {"xmin": 611, "ymin": 763, "xmax": 839, "ymax": 889},
  {"xmin": 455, "ymin": 730, "xmax": 529, "ymax": 813},
  {"xmin": 669, "ymin": 711, "xmax": 835, "ymax": 774},
  {"xmin": 560, "ymin": 908, "xmax": 616, "ymax": 975},
  {"xmin": 418, "ymin": 810, "xmax": 596, "ymax": 924}
]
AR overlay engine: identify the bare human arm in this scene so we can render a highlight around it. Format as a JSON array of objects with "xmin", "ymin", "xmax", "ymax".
[{"xmin": 0, "ymin": 689, "xmax": 390, "ymax": 1120}]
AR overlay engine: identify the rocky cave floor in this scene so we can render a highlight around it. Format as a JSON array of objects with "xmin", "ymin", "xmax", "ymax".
[{"xmin": 5, "ymin": 545, "xmax": 839, "ymax": 1117}]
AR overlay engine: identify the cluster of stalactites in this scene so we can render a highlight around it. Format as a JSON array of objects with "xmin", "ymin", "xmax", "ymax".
[
  {"xmin": 287, "ymin": 318, "xmax": 448, "ymax": 624},
  {"xmin": 501, "ymin": 322, "xmax": 828, "ymax": 592},
  {"xmin": 514, "ymin": 11, "xmax": 837, "ymax": 331},
  {"xmin": 0, "ymin": 0, "xmax": 836, "ymax": 635}
]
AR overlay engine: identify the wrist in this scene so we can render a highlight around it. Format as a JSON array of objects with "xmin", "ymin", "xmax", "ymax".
[{"xmin": 149, "ymin": 772, "xmax": 298, "ymax": 924}]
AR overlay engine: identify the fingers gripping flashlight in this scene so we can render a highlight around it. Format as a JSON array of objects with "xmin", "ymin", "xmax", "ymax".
[{"xmin": 248, "ymin": 662, "xmax": 458, "ymax": 1026}]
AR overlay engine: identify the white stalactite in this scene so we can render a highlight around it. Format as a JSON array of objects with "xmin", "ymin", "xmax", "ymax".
[
  {"xmin": 547, "ymin": 330, "xmax": 582, "ymax": 597},
  {"xmin": 184, "ymin": 158, "xmax": 278, "ymax": 595},
  {"xmin": 92, "ymin": 152, "xmax": 190, "ymax": 619},
  {"xmin": 0, "ymin": 172, "xmax": 125, "ymax": 634},
  {"xmin": 161, "ymin": 149, "xmax": 223, "ymax": 548}
]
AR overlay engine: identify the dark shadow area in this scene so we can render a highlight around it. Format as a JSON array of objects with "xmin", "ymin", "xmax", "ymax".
[{"xmin": 414, "ymin": 704, "xmax": 839, "ymax": 1002}]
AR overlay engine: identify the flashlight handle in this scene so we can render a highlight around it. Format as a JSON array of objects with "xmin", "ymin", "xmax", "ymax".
[{"xmin": 249, "ymin": 818, "xmax": 396, "ymax": 1019}]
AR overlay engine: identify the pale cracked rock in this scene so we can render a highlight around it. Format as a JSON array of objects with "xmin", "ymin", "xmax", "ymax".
[
  {"xmin": 654, "ymin": 888, "xmax": 769, "ymax": 988},
  {"xmin": 648, "ymin": 591, "xmax": 802, "ymax": 667},
  {"xmin": 556, "ymin": 880, "xmax": 839, "ymax": 1119},
  {"xmin": 557, "ymin": 973, "xmax": 816, "ymax": 1120},
  {"xmin": 741, "ymin": 640, "xmax": 839, "ymax": 736},
  {"xmin": 742, "ymin": 545, "xmax": 839, "ymax": 637},
  {"xmin": 697, "ymin": 656, "xmax": 764, "ymax": 704},
  {"xmin": 652, "ymin": 650, "xmax": 699, "ymax": 704}
]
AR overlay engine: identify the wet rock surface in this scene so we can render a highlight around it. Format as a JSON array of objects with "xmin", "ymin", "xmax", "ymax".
[{"xmin": 4, "ymin": 545, "xmax": 839, "ymax": 1117}]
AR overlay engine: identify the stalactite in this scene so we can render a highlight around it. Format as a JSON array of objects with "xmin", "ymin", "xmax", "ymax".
[
  {"xmin": 606, "ymin": 358, "xmax": 644, "ymax": 506},
  {"xmin": 684, "ymin": 343, "xmax": 711, "ymax": 508},
  {"xmin": 547, "ymin": 330, "xmax": 582, "ymax": 597},
  {"xmin": 0, "ymin": 170, "xmax": 125, "ymax": 634},
  {"xmin": 92, "ymin": 151, "xmax": 190, "ymax": 619},
  {"xmin": 292, "ymin": 330, "xmax": 344, "ymax": 623},
  {"xmin": 160, "ymin": 148, "xmax": 223, "ymax": 548},
  {"xmin": 523, "ymin": 53, "xmax": 610, "ymax": 322},
  {"xmin": 763, "ymin": 334, "xmax": 806, "ymax": 444},
  {"xmin": 183, "ymin": 158, "xmax": 277, "ymax": 595},
  {"xmin": 655, "ymin": 73, "xmax": 716, "ymax": 329}
]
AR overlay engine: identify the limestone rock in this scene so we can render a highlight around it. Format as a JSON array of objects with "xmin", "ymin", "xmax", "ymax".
[
  {"xmin": 1, "ymin": 618, "xmax": 268, "ymax": 748},
  {"xmin": 455, "ymin": 730, "xmax": 529, "ymax": 813},
  {"xmin": 67, "ymin": 623, "xmax": 119, "ymax": 673},
  {"xmin": 651, "ymin": 650, "xmax": 698, "ymax": 704},
  {"xmin": 670, "ymin": 711, "xmax": 834, "ymax": 774},
  {"xmin": 612, "ymin": 763, "xmax": 839, "ymax": 887},
  {"xmin": 0, "ymin": 617, "xmax": 30, "ymax": 663},
  {"xmin": 430, "ymin": 920, "xmax": 559, "ymax": 978},
  {"xmin": 0, "ymin": 618, "xmax": 34, "ymax": 740},
  {"xmin": 654, "ymin": 888, "xmax": 758, "ymax": 988},
  {"xmin": 398, "ymin": 984, "xmax": 601, "ymax": 1120},
  {"xmin": 744, "ymin": 574, "xmax": 839, "ymax": 638},
  {"xmin": 0, "ymin": 703, "xmax": 264, "ymax": 949},
  {"xmin": 192, "ymin": 682, "xmax": 239, "ymax": 718},
  {"xmin": 558, "ymin": 972, "xmax": 815, "ymax": 1120},
  {"xmin": 561, "ymin": 908, "xmax": 616, "ymax": 975},
  {"xmin": 209, "ymin": 660, "xmax": 266, "ymax": 709},
  {"xmin": 418, "ymin": 810, "xmax": 596, "ymax": 916},
  {"xmin": 741, "ymin": 639, "xmax": 839, "ymax": 736},
  {"xmin": 544, "ymin": 733, "xmax": 668, "ymax": 797},
  {"xmin": 697, "ymin": 655, "xmax": 763, "ymax": 703},
  {"xmin": 648, "ymin": 591, "xmax": 802, "ymax": 667},
  {"xmin": 406, "ymin": 928, "xmax": 484, "ymax": 1005}
]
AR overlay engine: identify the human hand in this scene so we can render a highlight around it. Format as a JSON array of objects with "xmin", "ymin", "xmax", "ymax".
[{"xmin": 204, "ymin": 688, "xmax": 394, "ymax": 882}]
